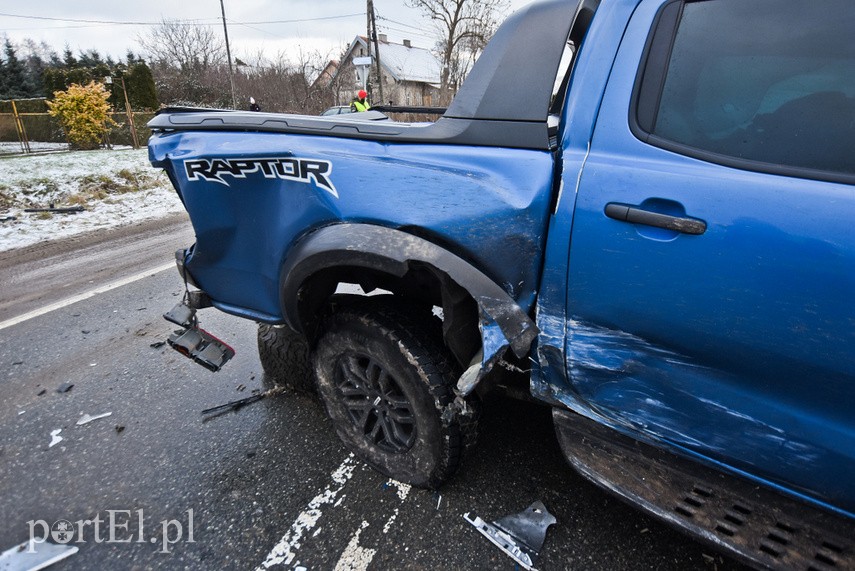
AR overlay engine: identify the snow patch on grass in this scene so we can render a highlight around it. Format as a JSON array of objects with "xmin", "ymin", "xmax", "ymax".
[{"xmin": 0, "ymin": 148, "xmax": 183, "ymax": 251}]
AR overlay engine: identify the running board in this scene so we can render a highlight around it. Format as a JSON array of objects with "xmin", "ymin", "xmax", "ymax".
[{"xmin": 552, "ymin": 409, "xmax": 855, "ymax": 570}]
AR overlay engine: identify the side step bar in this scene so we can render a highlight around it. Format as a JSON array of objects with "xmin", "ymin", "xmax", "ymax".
[{"xmin": 553, "ymin": 409, "xmax": 855, "ymax": 570}]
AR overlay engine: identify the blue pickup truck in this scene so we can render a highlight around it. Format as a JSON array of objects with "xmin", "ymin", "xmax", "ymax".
[{"xmin": 149, "ymin": 0, "xmax": 855, "ymax": 567}]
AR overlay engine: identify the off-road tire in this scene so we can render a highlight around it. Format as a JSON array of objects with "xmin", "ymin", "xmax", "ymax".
[
  {"xmin": 257, "ymin": 324, "xmax": 314, "ymax": 393},
  {"xmin": 313, "ymin": 300, "xmax": 475, "ymax": 489}
]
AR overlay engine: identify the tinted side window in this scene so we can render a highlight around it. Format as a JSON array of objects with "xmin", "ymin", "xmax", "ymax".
[{"xmin": 636, "ymin": 0, "xmax": 855, "ymax": 180}]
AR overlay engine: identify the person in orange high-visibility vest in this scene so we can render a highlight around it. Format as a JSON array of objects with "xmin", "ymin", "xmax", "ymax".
[{"xmin": 351, "ymin": 90, "xmax": 371, "ymax": 112}]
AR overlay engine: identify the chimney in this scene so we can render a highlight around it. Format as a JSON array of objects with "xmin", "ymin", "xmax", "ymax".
[
  {"xmin": 379, "ymin": 33, "xmax": 388, "ymax": 43},
  {"xmin": 403, "ymin": 39, "xmax": 411, "ymax": 48}
]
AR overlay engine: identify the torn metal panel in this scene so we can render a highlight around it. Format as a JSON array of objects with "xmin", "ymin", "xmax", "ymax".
[
  {"xmin": 464, "ymin": 501, "xmax": 557, "ymax": 571},
  {"xmin": 455, "ymin": 318, "xmax": 512, "ymax": 397}
]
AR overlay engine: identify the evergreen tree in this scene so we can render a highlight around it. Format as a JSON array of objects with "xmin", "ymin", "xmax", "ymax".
[
  {"xmin": 0, "ymin": 57, "xmax": 7, "ymax": 99},
  {"xmin": 3, "ymin": 39, "xmax": 32, "ymax": 98},
  {"xmin": 62, "ymin": 46, "xmax": 77, "ymax": 67},
  {"xmin": 125, "ymin": 62, "xmax": 158, "ymax": 109}
]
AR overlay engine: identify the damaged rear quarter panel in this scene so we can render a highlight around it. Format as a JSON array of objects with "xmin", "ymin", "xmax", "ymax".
[{"xmin": 149, "ymin": 130, "xmax": 554, "ymax": 320}]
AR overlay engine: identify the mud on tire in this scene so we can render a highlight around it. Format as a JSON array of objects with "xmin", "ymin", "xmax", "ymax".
[
  {"xmin": 313, "ymin": 300, "xmax": 476, "ymax": 489},
  {"xmin": 257, "ymin": 324, "xmax": 314, "ymax": 393}
]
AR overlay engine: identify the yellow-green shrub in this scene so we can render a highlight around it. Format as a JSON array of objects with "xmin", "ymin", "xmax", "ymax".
[{"xmin": 46, "ymin": 81, "xmax": 117, "ymax": 150}]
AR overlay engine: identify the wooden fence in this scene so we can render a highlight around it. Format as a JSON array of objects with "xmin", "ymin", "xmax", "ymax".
[{"xmin": 0, "ymin": 98, "xmax": 156, "ymax": 155}]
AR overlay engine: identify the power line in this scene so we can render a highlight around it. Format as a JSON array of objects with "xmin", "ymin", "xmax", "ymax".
[
  {"xmin": 238, "ymin": 13, "xmax": 364, "ymax": 25},
  {"xmin": 378, "ymin": 24, "xmax": 435, "ymax": 42},
  {"xmin": 376, "ymin": 15, "xmax": 425, "ymax": 32},
  {"xmin": 0, "ymin": 12, "xmax": 216, "ymax": 25},
  {"xmin": 0, "ymin": 11, "xmax": 363, "ymax": 27}
]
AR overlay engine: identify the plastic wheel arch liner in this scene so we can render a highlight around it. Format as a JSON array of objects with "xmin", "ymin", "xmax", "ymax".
[{"xmin": 279, "ymin": 224, "xmax": 539, "ymax": 393}]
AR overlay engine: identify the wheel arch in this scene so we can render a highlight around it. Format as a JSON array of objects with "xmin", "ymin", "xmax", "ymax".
[{"xmin": 279, "ymin": 223, "xmax": 538, "ymax": 374}]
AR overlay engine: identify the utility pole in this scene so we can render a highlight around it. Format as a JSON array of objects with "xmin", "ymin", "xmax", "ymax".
[
  {"xmin": 219, "ymin": 0, "xmax": 238, "ymax": 109},
  {"xmin": 367, "ymin": 0, "xmax": 384, "ymax": 105}
]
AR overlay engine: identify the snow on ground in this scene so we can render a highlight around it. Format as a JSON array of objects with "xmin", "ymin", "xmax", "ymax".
[
  {"xmin": 0, "ymin": 148, "xmax": 183, "ymax": 251},
  {"xmin": 0, "ymin": 141, "xmax": 69, "ymax": 155}
]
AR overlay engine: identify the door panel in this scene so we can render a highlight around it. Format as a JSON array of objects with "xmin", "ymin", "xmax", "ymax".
[{"xmin": 565, "ymin": 0, "xmax": 855, "ymax": 514}]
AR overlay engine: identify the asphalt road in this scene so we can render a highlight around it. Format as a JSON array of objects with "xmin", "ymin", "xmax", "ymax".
[{"xmin": 0, "ymin": 220, "xmax": 749, "ymax": 570}]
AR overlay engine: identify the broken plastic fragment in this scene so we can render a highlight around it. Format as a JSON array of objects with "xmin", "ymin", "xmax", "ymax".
[
  {"xmin": 48, "ymin": 429, "xmax": 63, "ymax": 448},
  {"xmin": 0, "ymin": 540, "xmax": 78, "ymax": 571},
  {"xmin": 56, "ymin": 383, "xmax": 73, "ymax": 394},
  {"xmin": 76, "ymin": 412, "xmax": 113, "ymax": 426},
  {"xmin": 463, "ymin": 501, "xmax": 556, "ymax": 571}
]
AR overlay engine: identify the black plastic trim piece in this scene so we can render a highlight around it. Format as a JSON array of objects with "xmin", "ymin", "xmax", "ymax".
[
  {"xmin": 641, "ymin": 134, "xmax": 855, "ymax": 187},
  {"xmin": 605, "ymin": 202, "xmax": 706, "ymax": 235},
  {"xmin": 631, "ymin": 0, "xmax": 683, "ymax": 134},
  {"xmin": 553, "ymin": 408, "xmax": 855, "ymax": 570},
  {"xmin": 443, "ymin": 0, "xmax": 581, "ymax": 123},
  {"xmin": 371, "ymin": 105, "xmax": 446, "ymax": 115},
  {"xmin": 278, "ymin": 223, "xmax": 538, "ymax": 358},
  {"xmin": 149, "ymin": 109, "xmax": 552, "ymax": 151}
]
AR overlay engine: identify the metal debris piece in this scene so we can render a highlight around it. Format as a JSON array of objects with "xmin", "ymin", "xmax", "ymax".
[
  {"xmin": 166, "ymin": 323, "xmax": 235, "ymax": 372},
  {"xmin": 76, "ymin": 412, "xmax": 113, "ymax": 426},
  {"xmin": 48, "ymin": 429, "xmax": 63, "ymax": 448},
  {"xmin": 56, "ymin": 383, "xmax": 74, "ymax": 394},
  {"xmin": 0, "ymin": 540, "xmax": 78, "ymax": 571},
  {"xmin": 24, "ymin": 205, "xmax": 85, "ymax": 214},
  {"xmin": 463, "ymin": 501, "xmax": 556, "ymax": 571},
  {"xmin": 149, "ymin": 341, "xmax": 166, "ymax": 348},
  {"xmin": 201, "ymin": 385, "xmax": 285, "ymax": 417}
]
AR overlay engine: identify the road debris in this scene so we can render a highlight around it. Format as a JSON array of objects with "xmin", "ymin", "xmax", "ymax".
[
  {"xmin": 201, "ymin": 385, "xmax": 285, "ymax": 418},
  {"xmin": 56, "ymin": 383, "xmax": 73, "ymax": 394},
  {"xmin": 0, "ymin": 216, "xmax": 17, "ymax": 222},
  {"xmin": 24, "ymin": 204, "xmax": 85, "ymax": 214},
  {"xmin": 76, "ymin": 412, "xmax": 113, "ymax": 426},
  {"xmin": 0, "ymin": 540, "xmax": 78, "ymax": 571},
  {"xmin": 37, "ymin": 389, "xmax": 46, "ymax": 396},
  {"xmin": 115, "ymin": 425, "xmax": 126, "ymax": 434},
  {"xmin": 149, "ymin": 341, "xmax": 166, "ymax": 348},
  {"xmin": 464, "ymin": 500, "xmax": 556, "ymax": 571},
  {"xmin": 48, "ymin": 429, "xmax": 63, "ymax": 448}
]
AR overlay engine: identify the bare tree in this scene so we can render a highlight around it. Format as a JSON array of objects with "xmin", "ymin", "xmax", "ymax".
[
  {"xmin": 406, "ymin": 0, "xmax": 508, "ymax": 104},
  {"xmin": 230, "ymin": 48, "xmax": 333, "ymax": 114},
  {"xmin": 137, "ymin": 20, "xmax": 229, "ymax": 106},
  {"xmin": 137, "ymin": 20, "xmax": 225, "ymax": 72}
]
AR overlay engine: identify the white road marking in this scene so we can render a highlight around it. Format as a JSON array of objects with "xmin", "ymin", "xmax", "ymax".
[
  {"xmin": 0, "ymin": 262, "xmax": 174, "ymax": 332},
  {"xmin": 385, "ymin": 479, "xmax": 411, "ymax": 501},
  {"xmin": 256, "ymin": 455, "xmax": 358, "ymax": 570},
  {"xmin": 382, "ymin": 508, "xmax": 399, "ymax": 534},
  {"xmin": 333, "ymin": 521, "xmax": 377, "ymax": 571}
]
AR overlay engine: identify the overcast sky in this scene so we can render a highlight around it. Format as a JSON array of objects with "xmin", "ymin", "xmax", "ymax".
[{"xmin": 0, "ymin": 1, "xmax": 532, "ymax": 63}]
